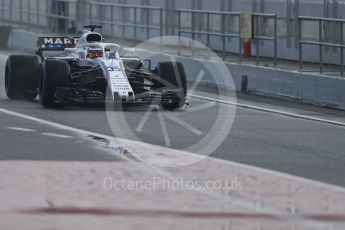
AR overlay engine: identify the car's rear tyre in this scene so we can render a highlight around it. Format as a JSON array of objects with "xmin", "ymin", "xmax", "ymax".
[
  {"xmin": 155, "ymin": 61, "xmax": 187, "ymax": 110},
  {"xmin": 39, "ymin": 59, "xmax": 71, "ymax": 108},
  {"xmin": 5, "ymin": 55, "xmax": 40, "ymax": 100}
]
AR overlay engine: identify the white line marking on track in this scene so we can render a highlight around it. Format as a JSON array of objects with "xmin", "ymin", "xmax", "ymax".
[
  {"xmin": 42, "ymin": 133, "xmax": 74, "ymax": 139},
  {"xmin": 0, "ymin": 106, "xmax": 345, "ymax": 195},
  {"xmin": 7, "ymin": 127, "xmax": 36, "ymax": 132},
  {"xmin": 0, "ymin": 107, "xmax": 113, "ymax": 140},
  {"xmin": 181, "ymin": 101, "xmax": 216, "ymax": 114},
  {"xmin": 191, "ymin": 94, "xmax": 345, "ymax": 128}
]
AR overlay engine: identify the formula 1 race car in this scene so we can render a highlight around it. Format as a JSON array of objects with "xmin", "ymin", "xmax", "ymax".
[{"xmin": 5, "ymin": 25, "xmax": 187, "ymax": 110}]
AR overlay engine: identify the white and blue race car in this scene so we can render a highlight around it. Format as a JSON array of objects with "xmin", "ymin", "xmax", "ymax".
[{"xmin": 5, "ymin": 25, "xmax": 187, "ymax": 110}]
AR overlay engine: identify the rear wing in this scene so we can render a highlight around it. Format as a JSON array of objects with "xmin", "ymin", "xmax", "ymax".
[{"xmin": 36, "ymin": 37, "xmax": 79, "ymax": 55}]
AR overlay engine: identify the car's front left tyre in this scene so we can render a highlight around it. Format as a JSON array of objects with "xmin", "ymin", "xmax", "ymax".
[{"xmin": 39, "ymin": 59, "xmax": 71, "ymax": 108}]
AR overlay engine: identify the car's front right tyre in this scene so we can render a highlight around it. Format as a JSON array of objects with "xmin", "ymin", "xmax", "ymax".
[{"xmin": 155, "ymin": 61, "xmax": 187, "ymax": 111}]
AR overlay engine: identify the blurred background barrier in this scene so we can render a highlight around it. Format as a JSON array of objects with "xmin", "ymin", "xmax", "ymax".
[
  {"xmin": 88, "ymin": 1, "xmax": 163, "ymax": 41},
  {"xmin": 0, "ymin": 25, "xmax": 10, "ymax": 48},
  {"xmin": 299, "ymin": 16, "xmax": 345, "ymax": 76},
  {"xmin": 0, "ymin": 0, "xmax": 344, "ymax": 76}
]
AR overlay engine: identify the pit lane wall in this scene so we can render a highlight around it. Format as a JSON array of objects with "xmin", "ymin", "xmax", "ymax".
[
  {"xmin": 5, "ymin": 28, "xmax": 345, "ymax": 110},
  {"xmin": 172, "ymin": 57, "xmax": 345, "ymax": 109}
]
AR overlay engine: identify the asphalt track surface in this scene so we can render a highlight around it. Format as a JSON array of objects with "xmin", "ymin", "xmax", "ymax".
[{"xmin": 1, "ymin": 50, "xmax": 345, "ymax": 187}]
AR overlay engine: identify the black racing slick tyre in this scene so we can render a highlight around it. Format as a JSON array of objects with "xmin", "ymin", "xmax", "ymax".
[
  {"xmin": 156, "ymin": 61, "xmax": 187, "ymax": 110},
  {"xmin": 39, "ymin": 59, "xmax": 71, "ymax": 108},
  {"xmin": 5, "ymin": 55, "xmax": 40, "ymax": 100}
]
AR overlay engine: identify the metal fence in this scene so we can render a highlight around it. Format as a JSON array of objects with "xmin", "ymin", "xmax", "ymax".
[
  {"xmin": 253, "ymin": 13, "xmax": 277, "ymax": 67},
  {"xmin": 0, "ymin": 0, "xmax": 77, "ymax": 33},
  {"xmin": 177, "ymin": 10, "xmax": 243, "ymax": 61},
  {"xmin": 88, "ymin": 1, "xmax": 163, "ymax": 41},
  {"xmin": 177, "ymin": 9, "xmax": 278, "ymax": 66},
  {"xmin": 0, "ymin": 0, "xmax": 345, "ymax": 76},
  {"xmin": 299, "ymin": 16, "xmax": 345, "ymax": 76}
]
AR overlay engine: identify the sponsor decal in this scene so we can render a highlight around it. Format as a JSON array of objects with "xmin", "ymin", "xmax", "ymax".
[
  {"xmin": 38, "ymin": 37, "xmax": 79, "ymax": 48},
  {"xmin": 107, "ymin": 66, "xmax": 121, "ymax": 72}
]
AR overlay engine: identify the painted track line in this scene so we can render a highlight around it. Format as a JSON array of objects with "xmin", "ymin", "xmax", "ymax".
[
  {"xmin": 17, "ymin": 206, "xmax": 345, "ymax": 223},
  {"xmin": 191, "ymin": 94, "xmax": 345, "ymax": 128},
  {"xmin": 7, "ymin": 127, "xmax": 36, "ymax": 132},
  {"xmin": 0, "ymin": 107, "xmax": 114, "ymax": 140},
  {"xmin": 42, "ymin": 133, "xmax": 74, "ymax": 139}
]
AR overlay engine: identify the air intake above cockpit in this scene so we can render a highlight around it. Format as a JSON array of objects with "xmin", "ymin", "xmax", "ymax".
[{"xmin": 86, "ymin": 33, "xmax": 102, "ymax": 43}]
